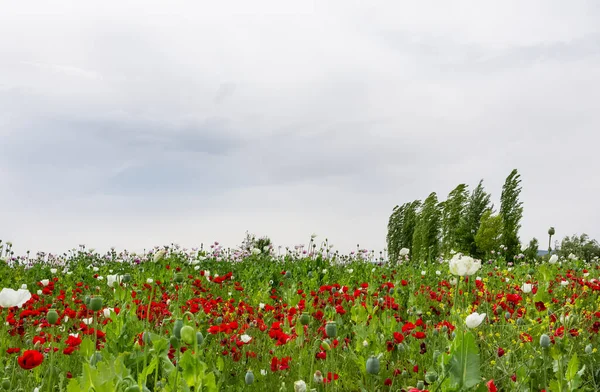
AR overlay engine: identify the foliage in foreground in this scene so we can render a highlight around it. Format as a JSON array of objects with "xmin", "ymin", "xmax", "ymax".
[{"xmin": 0, "ymin": 240, "xmax": 600, "ymax": 391}]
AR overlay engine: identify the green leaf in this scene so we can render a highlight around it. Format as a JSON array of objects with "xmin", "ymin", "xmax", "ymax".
[
  {"xmin": 566, "ymin": 353, "xmax": 579, "ymax": 381},
  {"xmin": 448, "ymin": 331, "xmax": 481, "ymax": 389},
  {"xmin": 80, "ymin": 337, "xmax": 95, "ymax": 358}
]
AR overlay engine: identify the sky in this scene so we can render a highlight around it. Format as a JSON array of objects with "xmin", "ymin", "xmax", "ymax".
[{"xmin": 1, "ymin": 1, "xmax": 599, "ymax": 256}]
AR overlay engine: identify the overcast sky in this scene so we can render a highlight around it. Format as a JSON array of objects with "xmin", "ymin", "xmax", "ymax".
[{"xmin": 1, "ymin": 1, "xmax": 599, "ymax": 256}]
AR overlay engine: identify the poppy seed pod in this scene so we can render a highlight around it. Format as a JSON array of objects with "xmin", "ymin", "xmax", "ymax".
[
  {"xmin": 46, "ymin": 309, "xmax": 59, "ymax": 325},
  {"xmin": 540, "ymin": 334, "xmax": 551, "ymax": 348},
  {"xmin": 325, "ymin": 321, "xmax": 337, "ymax": 338},
  {"xmin": 245, "ymin": 370, "xmax": 254, "ymax": 385},
  {"xmin": 299, "ymin": 313, "xmax": 310, "ymax": 326},
  {"xmin": 89, "ymin": 297, "xmax": 103, "ymax": 312},
  {"xmin": 366, "ymin": 356, "xmax": 380, "ymax": 375},
  {"xmin": 173, "ymin": 319, "xmax": 184, "ymax": 339}
]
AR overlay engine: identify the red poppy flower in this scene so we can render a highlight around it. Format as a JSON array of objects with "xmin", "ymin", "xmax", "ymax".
[
  {"xmin": 487, "ymin": 379, "xmax": 498, "ymax": 392},
  {"xmin": 18, "ymin": 350, "xmax": 44, "ymax": 370}
]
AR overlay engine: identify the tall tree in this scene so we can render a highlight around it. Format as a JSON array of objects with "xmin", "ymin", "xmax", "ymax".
[
  {"xmin": 412, "ymin": 192, "xmax": 441, "ymax": 262},
  {"xmin": 441, "ymin": 184, "xmax": 469, "ymax": 256},
  {"xmin": 387, "ymin": 204, "xmax": 406, "ymax": 262},
  {"xmin": 386, "ymin": 200, "xmax": 421, "ymax": 262},
  {"xmin": 559, "ymin": 233, "xmax": 600, "ymax": 262},
  {"xmin": 474, "ymin": 210, "xmax": 503, "ymax": 258},
  {"xmin": 500, "ymin": 169, "xmax": 524, "ymax": 262},
  {"xmin": 524, "ymin": 237, "xmax": 540, "ymax": 261},
  {"xmin": 458, "ymin": 180, "xmax": 492, "ymax": 258}
]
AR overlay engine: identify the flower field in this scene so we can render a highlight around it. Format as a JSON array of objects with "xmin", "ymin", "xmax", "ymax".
[{"xmin": 1, "ymin": 240, "xmax": 599, "ymax": 391}]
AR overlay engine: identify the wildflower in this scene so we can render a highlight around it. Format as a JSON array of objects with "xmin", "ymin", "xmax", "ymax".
[
  {"xmin": 521, "ymin": 283, "xmax": 532, "ymax": 293},
  {"xmin": 449, "ymin": 254, "xmax": 481, "ymax": 276},
  {"xmin": 548, "ymin": 254, "xmax": 558, "ymax": 264},
  {"xmin": 399, "ymin": 248, "xmax": 410, "ymax": 256},
  {"xmin": 18, "ymin": 350, "xmax": 43, "ymax": 370},
  {"xmin": 240, "ymin": 334, "xmax": 252, "ymax": 343},
  {"xmin": 40, "ymin": 280, "xmax": 50, "ymax": 287},
  {"xmin": 465, "ymin": 312, "xmax": 486, "ymax": 329},
  {"xmin": 0, "ymin": 288, "xmax": 31, "ymax": 308},
  {"xmin": 153, "ymin": 249, "xmax": 167, "ymax": 263},
  {"xmin": 294, "ymin": 380, "xmax": 307, "ymax": 392}
]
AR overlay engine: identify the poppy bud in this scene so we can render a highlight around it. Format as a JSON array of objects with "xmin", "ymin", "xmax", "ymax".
[
  {"xmin": 89, "ymin": 297, "xmax": 103, "ymax": 312},
  {"xmin": 173, "ymin": 319, "xmax": 184, "ymax": 339},
  {"xmin": 47, "ymin": 309, "xmax": 59, "ymax": 325},
  {"xmin": 325, "ymin": 321, "xmax": 337, "ymax": 338},
  {"xmin": 299, "ymin": 313, "xmax": 310, "ymax": 325},
  {"xmin": 366, "ymin": 356, "xmax": 380, "ymax": 375},
  {"xmin": 540, "ymin": 334, "xmax": 551, "ymax": 348},
  {"xmin": 180, "ymin": 326, "xmax": 195, "ymax": 345},
  {"xmin": 245, "ymin": 370, "xmax": 254, "ymax": 385}
]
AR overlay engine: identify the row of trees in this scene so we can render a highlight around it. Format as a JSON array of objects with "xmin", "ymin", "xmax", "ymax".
[{"xmin": 387, "ymin": 169, "xmax": 523, "ymax": 262}]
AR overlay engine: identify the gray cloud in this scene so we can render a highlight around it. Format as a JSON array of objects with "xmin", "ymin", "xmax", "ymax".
[{"xmin": 1, "ymin": 1, "xmax": 599, "ymax": 255}]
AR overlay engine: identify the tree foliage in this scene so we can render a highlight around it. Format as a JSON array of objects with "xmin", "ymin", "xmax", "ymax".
[
  {"xmin": 474, "ymin": 210, "xmax": 503, "ymax": 258},
  {"xmin": 558, "ymin": 234, "xmax": 600, "ymax": 262},
  {"xmin": 441, "ymin": 184, "xmax": 469, "ymax": 256},
  {"xmin": 458, "ymin": 180, "xmax": 492, "ymax": 258},
  {"xmin": 500, "ymin": 169, "xmax": 523, "ymax": 262},
  {"xmin": 412, "ymin": 192, "xmax": 441, "ymax": 262},
  {"xmin": 386, "ymin": 200, "xmax": 421, "ymax": 262}
]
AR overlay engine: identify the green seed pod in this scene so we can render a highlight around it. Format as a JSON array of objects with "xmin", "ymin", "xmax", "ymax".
[
  {"xmin": 586, "ymin": 344, "xmax": 593, "ymax": 354},
  {"xmin": 516, "ymin": 318, "xmax": 524, "ymax": 325},
  {"xmin": 1, "ymin": 378, "xmax": 10, "ymax": 390},
  {"xmin": 366, "ymin": 356, "xmax": 380, "ymax": 375},
  {"xmin": 47, "ymin": 309, "xmax": 59, "ymax": 325},
  {"xmin": 389, "ymin": 288, "xmax": 394, "ymax": 294},
  {"xmin": 173, "ymin": 319, "xmax": 184, "ymax": 339},
  {"xmin": 284, "ymin": 271, "xmax": 291, "ymax": 279},
  {"xmin": 416, "ymin": 380, "xmax": 425, "ymax": 390},
  {"xmin": 180, "ymin": 325, "xmax": 195, "ymax": 345},
  {"xmin": 84, "ymin": 296, "xmax": 91, "ymax": 306},
  {"xmin": 196, "ymin": 332, "xmax": 204, "ymax": 345},
  {"xmin": 122, "ymin": 274, "xmax": 132, "ymax": 283},
  {"xmin": 321, "ymin": 340, "xmax": 331, "ymax": 351},
  {"xmin": 325, "ymin": 321, "xmax": 337, "ymax": 338},
  {"xmin": 540, "ymin": 334, "xmax": 551, "ymax": 348},
  {"xmin": 90, "ymin": 351, "xmax": 103, "ymax": 366},
  {"xmin": 125, "ymin": 386, "xmax": 141, "ymax": 392},
  {"xmin": 245, "ymin": 370, "xmax": 255, "ymax": 385},
  {"xmin": 89, "ymin": 297, "xmax": 103, "ymax": 312},
  {"xmin": 300, "ymin": 313, "xmax": 310, "ymax": 325},
  {"xmin": 216, "ymin": 317, "xmax": 223, "ymax": 324},
  {"xmin": 505, "ymin": 312, "xmax": 511, "ymax": 320},
  {"xmin": 169, "ymin": 335, "xmax": 180, "ymax": 349},
  {"xmin": 425, "ymin": 371, "xmax": 438, "ymax": 383},
  {"xmin": 174, "ymin": 273, "xmax": 185, "ymax": 283}
]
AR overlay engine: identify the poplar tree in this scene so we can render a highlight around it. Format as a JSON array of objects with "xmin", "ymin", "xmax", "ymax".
[{"xmin": 500, "ymin": 169, "xmax": 523, "ymax": 262}]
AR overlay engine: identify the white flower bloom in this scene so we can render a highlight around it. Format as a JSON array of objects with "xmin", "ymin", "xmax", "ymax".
[
  {"xmin": 348, "ymin": 269, "xmax": 354, "ymax": 274},
  {"xmin": 251, "ymin": 248, "xmax": 261, "ymax": 255},
  {"xmin": 194, "ymin": 266, "xmax": 200, "ymax": 271},
  {"xmin": 147, "ymin": 278, "xmax": 154, "ymax": 284},
  {"xmin": 97, "ymin": 276, "xmax": 104, "ymax": 280},
  {"xmin": 83, "ymin": 317, "xmax": 93, "ymax": 325},
  {"xmin": 449, "ymin": 278, "xmax": 458, "ymax": 286},
  {"xmin": 476, "ymin": 276, "xmax": 482, "ymax": 281},
  {"xmin": 362, "ymin": 340, "xmax": 369, "ymax": 347},
  {"xmin": 21, "ymin": 284, "xmax": 27, "ymax": 290},
  {"xmin": 240, "ymin": 334, "xmax": 252, "ymax": 343},
  {"xmin": 465, "ymin": 312, "xmax": 487, "ymax": 329},
  {"xmin": 399, "ymin": 248, "xmax": 410, "ymax": 256},
  {"xmin": 103, "ymin": 308, "xmax": 114, "ymax": 318},
  {"xmin": 40, "ymin": 279, "xmax": 50, "ymax": 287},
  {"xmin": 435, "ymin": 270, "xmax": 441, "ymax": 276},
  {"xmin": 260, "ymin": 369, "xmax": 267, "ymax": 376},
  {"xmin": 107, "ymin": 274, "xmax": 121, "ymax": 287},
  {"xmin": 584, "ymin": 273, "xmax": 590, "ymax": 277},
  {"xmin": 259, "ymin": 303, "xmax": 265, "ymax": 310},
  {"xmin": 560, "ymin": 280, "xmax": 569, "ymax": 286},
  {"xmin": 92, "ymin": 267, "xmax": 99, "ymax": 272},
  {"xmin": 568, "ymin": 253, "xmax": 577, "ymax": 260},
  {"xmin": 421, "ymin": 271, "xmax": 426, "ymax": 276},
  {"xmin": 153, "ymin": 249, "xmax": 167, "ymax": 263},
  {"xmin": 294, "ymin": 380, "xmax": 307, "ymax": 392},
  {"xmin": 37, "ymin": 290, "xmax": 42, "ymax": 295},
  {"xmin": 50, "ymin": 268, "xmax": 57, "ymax": 274},
  {"xmin": 521, "ymin": 283, "xmax": 533, "ymax": 293},
  {"xmin": 548, "ymin": 254, "xmax": 558, "ymax": 264},
  {"xmin": 0, "ymin": 288, "xmax": 32, "ymax": 308},
  {"xmin": 449, "ymin": 254, "xmax": 481, "ymax": 276}
]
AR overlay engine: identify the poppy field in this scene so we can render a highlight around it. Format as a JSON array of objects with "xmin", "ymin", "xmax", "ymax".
[{"xmin": 1, "ymin": 240, "xmax": 599, "ymax": 391}]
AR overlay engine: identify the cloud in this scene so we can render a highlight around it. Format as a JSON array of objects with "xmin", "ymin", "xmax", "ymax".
[{"xmin": 0, "ymin": 1, "xmax": 599, "ymax": 255}]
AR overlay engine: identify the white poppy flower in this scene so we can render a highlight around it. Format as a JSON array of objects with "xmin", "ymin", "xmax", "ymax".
[{"xmin": 465, "ymin": 312, "xmax": 487, "ymax": 329}]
